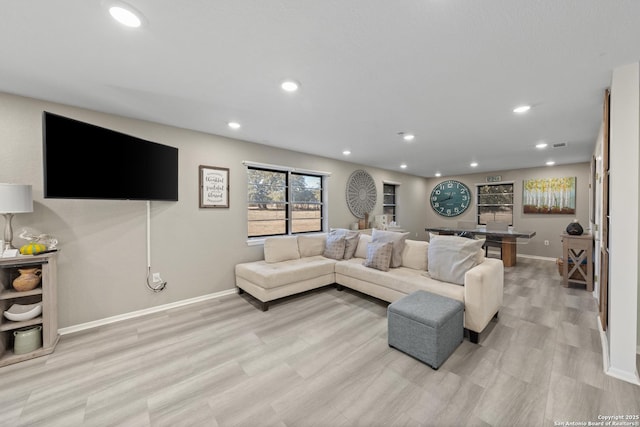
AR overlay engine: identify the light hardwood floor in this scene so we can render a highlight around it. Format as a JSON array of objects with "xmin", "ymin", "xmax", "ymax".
[{"xmin": 1, "ymin": 257, "xmax": 638, "ymax": 426}]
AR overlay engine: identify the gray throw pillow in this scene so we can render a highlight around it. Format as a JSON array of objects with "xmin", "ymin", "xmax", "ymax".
[
  {"xmin": 329, "ymin": 228, "xmax": 360, "ymax": 260},
  {"xmin": 372, "ymin": 229, "xmax": 410, "ymax": 268},
  {"xmin": 323, "ymin": 233, "xmax": 346, "ymax": 260},
  {"xmin": 364, "ymin": 241, "xmax": 394, "ymax": 271}
]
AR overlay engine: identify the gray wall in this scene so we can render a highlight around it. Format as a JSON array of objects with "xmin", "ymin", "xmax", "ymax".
[
  {"xmin": 0, "ymin": 91, "xmax": 592, "ymax": 330},
  {"xmin": 0, "ymin": 92, "xmax": 430, "ymax": 328},
  {"xmin": 424, "ymin": 163, "xmax": 591, "ymax": 259}
]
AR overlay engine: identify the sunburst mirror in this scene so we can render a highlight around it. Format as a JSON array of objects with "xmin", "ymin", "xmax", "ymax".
[{"xmin": 346, "ymin": 169, "xmax": 377, "ymax": 218}]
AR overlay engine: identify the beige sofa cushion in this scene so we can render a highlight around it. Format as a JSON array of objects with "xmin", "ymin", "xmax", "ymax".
[
  {"xmin": 372, "ymin": 229, "xmax": 410, "ymax": 268},
  {"xmin": 401, "ymin": 240, "xmax": 429, "ymax": 271},
  {"xmin": 335, "ymin": 258, "xmax": 464, "ymax": 302},
  {"xmin": 427, "ymin": 233, "xmax": 484, "ymax": 285},
  {"xmin": 264, "ymin": 236, "xmax": 300, "ymax": 263},
  {"xmin": 298, "ymin": 233, "xmax": 327, "ymax": 257},
  {"xmin": 236, "ymin": 256, "xmax": 336, "ymax": 289},
  {"xmin": 354, "ymin": 234, "xmax": 373, "ymax": 259}
]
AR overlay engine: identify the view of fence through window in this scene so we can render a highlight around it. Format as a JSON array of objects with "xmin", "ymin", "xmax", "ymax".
[
  {"xmin": 247, "ymin": 167, "xmax": 323, "ymax": 237},
  {"xmin": 477, "ymin": 183, "xmax": 514, "ymax": 225}
]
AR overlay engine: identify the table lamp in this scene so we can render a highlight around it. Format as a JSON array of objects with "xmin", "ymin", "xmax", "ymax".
[{"xmin": 0, "ymin": 184, "xmax": 33, "ymax": 251}]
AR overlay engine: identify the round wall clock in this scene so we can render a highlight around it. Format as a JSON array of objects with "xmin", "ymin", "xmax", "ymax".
[
  {"xmin": 346, "ymin": 169, "xmax": 377, "ymax": 218},
  {"xmin": 430, "ymin": 179, "xmax": 471, "ymax": 217}
]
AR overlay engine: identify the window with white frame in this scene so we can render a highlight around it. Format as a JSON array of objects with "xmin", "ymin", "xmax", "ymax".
[
  {"xmin": 246, "ymin": 164, "xmax": 326, "ymax": 237},
  {"xmin": 476, "ymin": 183, "xmax": 514, "ymax": 225}
]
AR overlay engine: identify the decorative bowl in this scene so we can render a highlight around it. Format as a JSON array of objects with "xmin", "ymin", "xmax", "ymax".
[{"xmin": 3, "ymin": 303, "xmax": 43, "ymax": 321}]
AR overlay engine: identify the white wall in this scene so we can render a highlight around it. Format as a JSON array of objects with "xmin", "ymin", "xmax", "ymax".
[
  {"xmin": 607, "ymin": 62, "xmax": 640, "ymax": 383},
  {"xmin": 592, "ymin": 123, "xmax": 604, "ymax": 312},
  {"xmin": 0, "ymin": 92, "xmax": 430, "ymax": 328}
]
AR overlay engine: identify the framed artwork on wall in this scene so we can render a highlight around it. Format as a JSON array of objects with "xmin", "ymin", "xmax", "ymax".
[
  {"xmin": 523, "ymin": 177, "xmax": 576, "ymax": 214},
  {"xmin": 199, "ymin": 165, "xmax": 229, "ymax": 208}
]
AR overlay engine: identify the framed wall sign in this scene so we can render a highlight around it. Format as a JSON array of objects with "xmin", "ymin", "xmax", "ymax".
[{"xmin": 199, "ymin": 165, "xmax": 229, "ymax": 208}]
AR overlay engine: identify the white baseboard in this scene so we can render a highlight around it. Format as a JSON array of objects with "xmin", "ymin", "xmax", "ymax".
[
  {"xmin": 58, "ymin": 288, "xmax": 237, "ymax": 336},
  {"xmin": 517, "ymin": 254, "xmax": 557, "ymax": 262},
  {"xmin": 597, "ymin": 314, "xmax": 640, "ymax": 385},
  {"xmin": 606, "ymin": 367, "xmax": 640, "ymax": 385}
]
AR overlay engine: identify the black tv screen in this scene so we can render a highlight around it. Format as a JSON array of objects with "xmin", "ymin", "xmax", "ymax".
[{"xmin": 43, "ymin": 112, "xmax": 179, "ymax": 201}]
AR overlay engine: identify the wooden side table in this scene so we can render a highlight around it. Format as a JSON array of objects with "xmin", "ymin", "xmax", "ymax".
[{"xmin": 561, "ymin": 233, "xmax": 594, "ymax": 291}]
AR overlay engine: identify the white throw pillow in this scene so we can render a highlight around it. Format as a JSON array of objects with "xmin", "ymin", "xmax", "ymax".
[
  {"xmin": 427, "ymin": 233, "xmax": 484, "ymax": 285},
  {"xmin": 264, "ymin": 236, "xmax": 301, "ymax": 263},
  {"xmin": 354, "ymin": 234, "xmax": 373, "ymax": 259},
  {"xmin": 298, "ymin": 233, "xmax": 327, "ymax": 257},
  {"xmin": 364, "ymin": 241, "xmax": 393, "ymax": 272},
  {"xmin": 372, "ymin": 229, "xmax": 410, "ymax": 268},
  {"xmin": 401, "ymin": 240, "xmax": 429, "ymax": 271}
]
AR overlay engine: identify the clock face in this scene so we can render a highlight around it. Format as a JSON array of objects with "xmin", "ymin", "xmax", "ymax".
[{"xmin": 430, "ymin": 180, "xmax": 471, "ymax": 217}]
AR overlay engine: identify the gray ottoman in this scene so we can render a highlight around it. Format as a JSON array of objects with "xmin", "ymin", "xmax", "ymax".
[{"xmin": 388, "ymin": 290, "xmax": 464, "ymax": 369}]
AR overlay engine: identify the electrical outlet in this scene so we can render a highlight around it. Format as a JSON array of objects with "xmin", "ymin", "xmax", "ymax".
[
  {"xmin": 544, "ymin": 240, "xmax": 550, "ymax": 246},
  {"xmin": 152, "ymin": 273, "xmax": 162, "ymax": 283}
]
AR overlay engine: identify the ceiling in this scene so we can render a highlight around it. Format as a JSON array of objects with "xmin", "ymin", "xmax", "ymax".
[{"xmin": 2, "ymin": 1, "xmax": 640, "ymax": 178}]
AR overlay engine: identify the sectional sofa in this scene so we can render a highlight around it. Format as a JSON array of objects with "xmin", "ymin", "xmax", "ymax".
[{"xmin": 235, "ymin": 230, "xmax": 504, "ymax": 343}]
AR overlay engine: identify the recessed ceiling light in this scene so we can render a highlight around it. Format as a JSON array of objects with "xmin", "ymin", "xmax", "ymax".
[
  {"xmin": 400, "ymin": 163, "xmax": 407, "ymax": 169},
  {"xmin": 435, "ymin": 172, "xmax": 442, "ymax": 177},
  {"xmin": 536, "ymin": 142, "xmax": 548, "ymax": 149},
  {"xmin": 470, "ymin": 162, "xmax": 478, "ymax": 168},
  {"xmin": 342, "ymin": 150, "xmax": 351, "ymax": 156},
  {"xmin": 546, "ymin": 161, "xmax": 555, "ymax": 166},
  {"xmin": 227, "ymin": 121, "xmax": 241, "ymax": 129},
  {"xmin": 513, "ymin": 105, "xmax": 531, "ymax": 114},
  {"xmin": 403, "ymin": 134, "xmax": 415, "ymax": 142},
  {"xmin": 281, "ymin": 80, "xmax": 299, "ymax": 92},
  {"xmin": 108, "ymin": 4, "xmax": 143, "ymax": 28}
]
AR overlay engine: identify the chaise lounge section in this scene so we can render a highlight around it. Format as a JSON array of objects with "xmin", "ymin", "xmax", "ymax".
[{"xmin": 235, "ymin": 230, "xmax": 504, "ymax": 343}]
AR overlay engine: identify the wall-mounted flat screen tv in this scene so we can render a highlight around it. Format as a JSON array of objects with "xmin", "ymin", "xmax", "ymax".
[{"xmin": 43, "ymin": 112, "xmax": 179, "ymax": 201}]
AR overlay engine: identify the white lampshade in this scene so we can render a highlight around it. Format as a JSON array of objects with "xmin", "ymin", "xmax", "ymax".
[{"xmin": 0, "ymin": 184, "xmax": 33, "ymax": 213}]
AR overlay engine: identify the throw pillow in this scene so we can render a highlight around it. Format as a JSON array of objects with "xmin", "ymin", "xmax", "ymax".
[
  {"xmin": 329, "ymin": 228, "xmax": 361, "ymax": 259},
  {"xmin": 372, "ymin": 229, "xmax": 410, "ymax": 268},
  {"xmin": 401, "ymin": 240, "xmax": 429, "ymax": 271},
  {"xmin": 264, "ymin": 236, "xmax": 301, "ymax": 263},
  {"xmin": 343, "ymin": 232, "xmax": 361, "ymax": 259},
  {"xmin": 427, "ymin": 233, "xmax": 484, "ymax": 285},
  {"xmin": 354, "ymin": 234, "xmax": 373, "ymax": 259},
  {"xmin": 364, "ymin": 241, "xmax": 394, "ymax": 271},
  {"xmin": 323, "ymin": 233, "xmax": 346, "ymax": 260}
]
